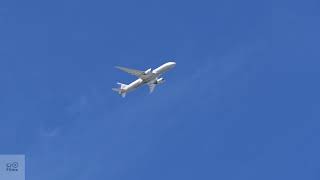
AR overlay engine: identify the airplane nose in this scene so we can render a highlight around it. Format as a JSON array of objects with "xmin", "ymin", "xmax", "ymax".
[{"xmin": 169, "ymin": 62, "xmax": 176, "ymax": 67}]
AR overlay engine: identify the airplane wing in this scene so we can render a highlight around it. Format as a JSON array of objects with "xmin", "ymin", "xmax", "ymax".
[
  {"xmin": 115, "ymin": 66, "xmax": 144, "ymax": 78},
  {"xmin": 148, "ymin": 84, "xmax": 156, "ymax": 93}
]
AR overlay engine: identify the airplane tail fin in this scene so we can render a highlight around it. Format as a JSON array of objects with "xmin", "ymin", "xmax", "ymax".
[{"xmin": 112, "ymin": 82, "xmax": 127, "ymax": 98}]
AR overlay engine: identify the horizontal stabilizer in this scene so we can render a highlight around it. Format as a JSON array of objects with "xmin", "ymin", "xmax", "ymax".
[
  {"xmin": 112, "ymin": 82, "xmax": 127, "ymax": 98},
  {"xmin": 112, "ymin": 88, "xmax": 120, "ymax": 92},
  {"xmin": 117, "ymin": 82, "xmax": 127, "ymax": 89}
]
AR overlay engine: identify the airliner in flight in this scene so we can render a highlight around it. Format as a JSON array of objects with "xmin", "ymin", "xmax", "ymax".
[{"xmin": 112, "ymin": 62, "xmax": 176, "ymax": 97}]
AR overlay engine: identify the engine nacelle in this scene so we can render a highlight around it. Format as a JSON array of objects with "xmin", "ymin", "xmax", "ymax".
[
  {"xmin": 155, "ymin": 77, "xmax": 165, "ymax": 84},
  {"xmin": 144, "ymin": 68, "xmax": 152, "ymax": 75}
]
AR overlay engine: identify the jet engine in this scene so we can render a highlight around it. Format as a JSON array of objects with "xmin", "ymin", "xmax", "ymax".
[
  {"xmin": 155, "ymin": 77, "xmax": 165, "ymax": 84},
  {"xmin": 144, "ymin": 68, "xmax": 152, "ymax": 75}
]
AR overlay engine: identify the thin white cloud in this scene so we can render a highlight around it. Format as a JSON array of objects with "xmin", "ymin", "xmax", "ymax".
[{"xmin": 39, "ymin": 127, "xmax": 60, "ymax": 137}]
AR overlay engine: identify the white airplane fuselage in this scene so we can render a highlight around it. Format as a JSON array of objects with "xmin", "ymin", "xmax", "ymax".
[{"xmin": 115, "ymin": 62, "xmax": 176, "ymax": 97}]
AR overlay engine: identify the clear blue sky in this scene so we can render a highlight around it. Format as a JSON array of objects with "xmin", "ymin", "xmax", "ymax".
[{"xmin": 1, "ymin": 0, "xmax": 320, "ymax": 179}]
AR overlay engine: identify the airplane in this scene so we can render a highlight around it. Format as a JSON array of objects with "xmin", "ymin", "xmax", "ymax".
[{"xmin": 112, "ymin": 61, "xmax": 176, "ymax": 97}]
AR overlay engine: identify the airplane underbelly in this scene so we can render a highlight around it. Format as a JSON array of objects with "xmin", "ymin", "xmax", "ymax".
[
  {"xmin": 127, "ymin": 79, "xmax": 144, "ymax": 91},
  {"xmin": 143, "ymin": 73, "xmax": 158, "ymax": 82},
  {"xmin": 152, "ymin": 66, "xmax": 169, "ymax": 75}
]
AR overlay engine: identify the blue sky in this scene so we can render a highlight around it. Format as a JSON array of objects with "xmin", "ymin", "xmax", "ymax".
[{"xmin": 1, "ymin": 0, "xmax": 320, "ymax": 179}]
